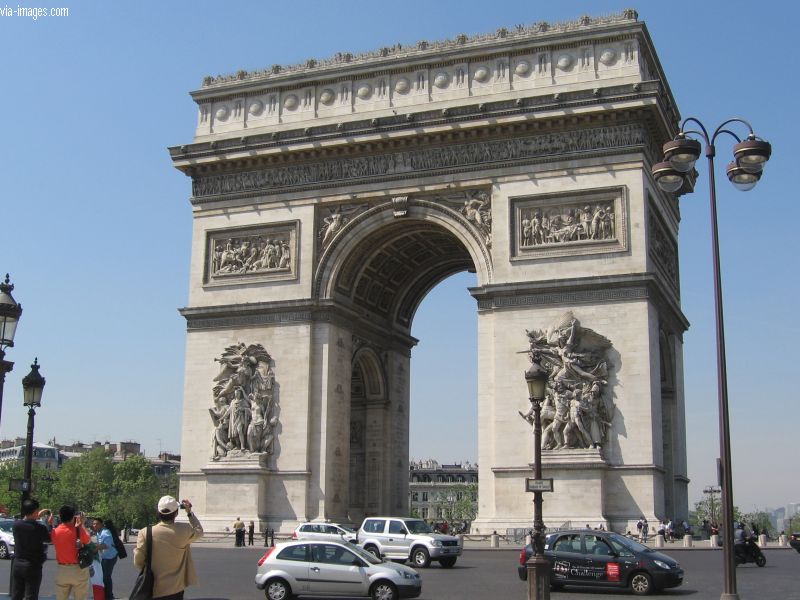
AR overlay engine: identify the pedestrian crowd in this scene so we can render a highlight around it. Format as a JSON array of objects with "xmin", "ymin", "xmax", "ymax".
[{"xmin": 10, "ymin": 494, "xmax": 203, "ymax": 600}]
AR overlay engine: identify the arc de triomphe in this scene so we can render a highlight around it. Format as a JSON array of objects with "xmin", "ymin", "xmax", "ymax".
[{"xmin": 170, "ymin": 10, "xmax": 689, "ymax": 533}]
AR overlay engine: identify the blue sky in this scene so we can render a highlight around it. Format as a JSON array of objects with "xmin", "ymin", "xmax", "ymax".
[{"xmin": 1, "ymin": 1, "xmax": 796, "ymax": 512}]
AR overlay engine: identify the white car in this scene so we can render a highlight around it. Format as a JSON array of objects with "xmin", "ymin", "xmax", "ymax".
[
  {"xmin": 293, "ymin": 522, "xmax": 358, "ymax": 543},
  {"xmin": 0, "ymin": 519, "xmax": 15, "ymax": 559},
  {"xmin": 255, "ymin": 540, "xmax": 421, "ymax": 600}
]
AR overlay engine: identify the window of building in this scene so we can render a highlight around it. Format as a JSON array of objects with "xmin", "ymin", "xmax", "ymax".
[
  {"xmin": 411, "ymin": 492, "xmax": 419, "ymax": 501},
  {"xmin": 422, "ymin": 492, "xmax": 428, "ymax": 501},
  {"xmin": 421, "ymin": 508, "xmax": 428, "ymax": 519}
]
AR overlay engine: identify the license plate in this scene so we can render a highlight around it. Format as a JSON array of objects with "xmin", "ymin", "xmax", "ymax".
[{"xmin": 442, "ymin": 549, "xmax": 451, "ymax": 554}]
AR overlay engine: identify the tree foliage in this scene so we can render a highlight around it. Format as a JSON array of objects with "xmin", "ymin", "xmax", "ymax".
[
  {"xmin": 430, "ymin": 483, "xmax": 478, "ymax": 521},
  {"xmin": 691, "ymin": 496, "xmax": 742, "ymax": 527},
  {"xmin": 0, "ymin": 449, "xmax": 174, "ymax": 527}
]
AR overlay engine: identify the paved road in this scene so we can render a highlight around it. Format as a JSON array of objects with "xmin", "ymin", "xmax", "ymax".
[{"xmin": 0, "ymin": 546, "xmax": 796, "ymax": 600}]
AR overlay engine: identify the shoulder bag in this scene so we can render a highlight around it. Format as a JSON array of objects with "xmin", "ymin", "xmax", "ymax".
[
  {"xmin": 76, "ymin": 528, "xmax": 93, "ymax": 569},
  {"xmin": 112, "ymin": 531, "xmax": 128, "ymax": 559},
  {"xmin": 129, "ymin": 525, "xmax": 154, "ymax": 600}
]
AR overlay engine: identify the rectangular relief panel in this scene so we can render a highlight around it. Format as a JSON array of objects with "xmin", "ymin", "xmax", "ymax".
[
  {"xmin": 510, "ymin": 186, "xmax": 628, "ymax": 261},
  {"xmin": 204, "ymin": 221, "xmax": 299, "ymax": 286}
]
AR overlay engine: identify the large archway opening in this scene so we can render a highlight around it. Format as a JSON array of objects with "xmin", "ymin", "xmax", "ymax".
[{"xmin": 322, "ymin": 204, "xmax": 486, "ymax": 523}]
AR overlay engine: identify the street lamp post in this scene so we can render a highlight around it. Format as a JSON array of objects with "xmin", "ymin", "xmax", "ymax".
[
  {"xmin": 524, "ymin": 355, "xmax": 550, "ymax": 600},
  {"xmin": 653, "ymin": 117, "xmax": 771, "ymax": 600},
  {"xmin": 0, "ymin": 275, "xmax": 23, "ymax": 430},
  {"xmin": 704, "ymin": 485, "xmax": 721, "ymax": 527},
  {"xmin": 21, "ymin": 359, "xmax": 45, "ymax": 505}
]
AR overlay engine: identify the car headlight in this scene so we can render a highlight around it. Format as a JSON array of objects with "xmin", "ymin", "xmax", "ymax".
[
  {"xmin": 402, "ymin": 571, "xmax": 415, "ymax": 579},
  {"xmin": 653, "ymin": 560, "xmax": 672, "ymax": 570},
  {"xmin": 430, "ymin": 540, "xmax": 443, "ymax": 547}
]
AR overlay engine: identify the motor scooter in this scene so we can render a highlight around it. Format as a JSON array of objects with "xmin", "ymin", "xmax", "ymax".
[{"xmin": 734, "ymin": 536, "xmax": 766, "ymax": 567}]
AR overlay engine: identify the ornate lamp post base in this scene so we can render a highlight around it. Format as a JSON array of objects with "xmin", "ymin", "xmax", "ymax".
[{"xmin": 527, "ymin": 554, "xmax": 551, "ymax": 600}]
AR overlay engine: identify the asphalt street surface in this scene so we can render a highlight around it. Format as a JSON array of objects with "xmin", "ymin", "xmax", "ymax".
[{"xmin": 0, "ymin": 546, "xmax": 796, "ymax": 600}]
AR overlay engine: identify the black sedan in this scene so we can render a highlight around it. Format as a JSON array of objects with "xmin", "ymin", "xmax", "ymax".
[
  {"xmin": 518, "ymin": 529, "xmax": 683, "ymax": 595},
  {"xmin": 790, "ymin": 532, "xmax": 800, "ymax": 553}
]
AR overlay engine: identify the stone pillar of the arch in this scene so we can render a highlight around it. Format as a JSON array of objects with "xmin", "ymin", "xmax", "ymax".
[
  {"xmin": 665, "ymin": 333, "xmax": 688, "ymax": 522},
  {"xmin": 470, "ymin": 297, "xmax": 675, "ymax": 533},
  {"xmin": 307, "ymin": 320, "xmax": 354, "ymax": 524}
]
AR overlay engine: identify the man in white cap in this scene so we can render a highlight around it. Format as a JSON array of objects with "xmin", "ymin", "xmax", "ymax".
[{"xmin": 134, "ymin": 496, "xmax": 203, "ymax": 600}]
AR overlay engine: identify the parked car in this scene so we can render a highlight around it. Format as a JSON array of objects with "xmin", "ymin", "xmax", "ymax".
[
  {"xmin": 357, "ymin": 517, "xmax": 461, "ymax": 568},
  {"xmin": 517, "ymin": 529, "xmax": 683, "ymax": 595},
  {"xmin": 0, "ymin": 518, "xmax": 15, "ymax": 559},
  {"xmin": 255, "ymin": 540, "xmax": 421, "ymax": 600},
  {"xmin": 293, "ymin": 522, "xmax": 358, "ymax": 543},
  {"xmin": 790, "ymin": 532, "xmax": 800, "ymax": 553}
]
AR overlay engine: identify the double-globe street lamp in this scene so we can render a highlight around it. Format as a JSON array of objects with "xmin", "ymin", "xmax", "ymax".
[
  {"xmin": 652, "ymin": 118, "xmax": 771, "ymax": 600},
  {"xmin": 21, "ymin": 359, "xmax": 46, "ymax": 504},
  {"xmin": 0, "ymin": 274, "xmax": 23, "ymax": 429},
  {"xmin": 524, "ymin": 355, "xmax": 550, "ymax": 600}
]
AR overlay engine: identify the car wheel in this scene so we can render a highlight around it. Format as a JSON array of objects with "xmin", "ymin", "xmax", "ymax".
[
  {"xmin": 756, "ymin": 554, "xmax": 766, "ymax": 567},
  {"xmin": 439, "ymin": 556, "xmax": 457, "ymax": 568},
  {"xmin": 265, "ymin": 578, "xmax": 291, "ymax": 600},
  {"xmin": 364, "ymin": 545, "xmax": 381, "ymax": 559},
  {"xmin": 630, "ymin": 571, "xmax": 653, "ymax": 595},
  {"xmin": 411, "ymin": 546, "xmax": 430, "ymax": 568},
  {"xmin": 0, "ymin": 543, "xmax": 8, "ymax": 560},
  {"xmin": 370, "ymin": 580, "xmax": 398, "ymax": 600}
]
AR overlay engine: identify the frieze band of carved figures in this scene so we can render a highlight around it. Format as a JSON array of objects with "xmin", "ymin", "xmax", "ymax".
[
  {"xmin": 519, "ymin": 312, "xmax": 616, "ymax": 451},
  {"xmin": 209, "ymin": 343, "xmax": 279, "ymax": 460}
]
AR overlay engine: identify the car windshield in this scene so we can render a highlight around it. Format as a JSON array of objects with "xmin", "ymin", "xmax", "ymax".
[
  {"xmin": 404, "ymin": 520, "xmax": 433, "ymax": 534},
  {"xmin": 347, "ymin": 542, "xmax": 383, "ymax": 565},
  {"xmin": 607, "ymin": 532, "xmax": 649, "ymax": 553}
]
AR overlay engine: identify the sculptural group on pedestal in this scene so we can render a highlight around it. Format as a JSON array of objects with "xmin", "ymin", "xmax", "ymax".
[
  {"xmin": 519, "ymin": 312, "xmax": 615, "ymax": 450},
  {"xmin": 209, "ymin": 343, "xmax": 279, "ymax": 460}
]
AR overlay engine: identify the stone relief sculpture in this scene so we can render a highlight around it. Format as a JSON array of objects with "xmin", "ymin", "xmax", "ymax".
[
  {"xmin": 521, "ymin": 203, "xmax": 615, "ymax": 247},
  {"xmin": 440, "ymin": 189, "xmax": 492, "ymax": 247},
  {"xmin": 519, "ymin": 312, "xmax": 615, "ymax": 450},
  {"xmin": 318, "ymin": 204, "xmax": 370, "ymax": 251},
  {"xmin": 210, "ymin": 233, "xmax": 292, "ymax": 277},
  {"xmin": 209, "ymin": 343, "xmax": 278, "ymax": 460}
]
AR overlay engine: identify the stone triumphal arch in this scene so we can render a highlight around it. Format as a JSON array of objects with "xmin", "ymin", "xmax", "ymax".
[{"xmin": 171, "ymin": 10, "xmax": 690, "ymax": 532}]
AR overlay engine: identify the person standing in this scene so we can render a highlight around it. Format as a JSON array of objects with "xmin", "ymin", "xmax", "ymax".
[
  {"xmin": 92, "ymin": 517, "xmax": 118, "ymax": 600},
  {"xmin": 247, "ymin": 521, "xmax": 254, "ymax": 546},
  {"xmin": 49, "ymin": 505, "xmax": 90, "ymax": 600},
  {"xmin": 232, "ymin": 517, "xmax": 244, "ymax": 547},
  {"xmin": 11, "ymin": 499, "xmax": 51, "ymax": 600},
  {"xmin": 134, "ymin": 496, "xmax": 203, "ymax": 600}
]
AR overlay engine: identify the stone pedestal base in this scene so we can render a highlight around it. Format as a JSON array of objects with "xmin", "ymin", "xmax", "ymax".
[{"xmin": 477, "ymin": 449, "xmax": 611, "ymax": 532}]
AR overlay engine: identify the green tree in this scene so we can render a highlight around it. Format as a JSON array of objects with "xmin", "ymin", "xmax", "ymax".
[
  {"xmin": 430, "ymin": 484, "xmax": 478, "ymax": 522},
  {"xmin": 692, "ymin": 496, "xmax": 741, "ymax": 528},
  {"xmin": 54, "ymin": 448, "xmax": 114, "ymax": 515},
  {"xmin": 0, "ymin": 462, "xmax": 61, "ymax": 515},
  {"xmin": 107, "ymin": 455, "xmax": 162, "ymax": 529},
  {"xmin": 741, "ymin": 510, "xmax": 774, "ymax": 537}
]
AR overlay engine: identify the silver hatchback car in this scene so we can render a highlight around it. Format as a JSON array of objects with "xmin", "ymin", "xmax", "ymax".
[
  {"xmin": 255, "ymin": 540, "xmax": 422, "ymax": 600},
  {"xmin": 293, "ymin": 522, "xmax": 358, "ymax": 544}
]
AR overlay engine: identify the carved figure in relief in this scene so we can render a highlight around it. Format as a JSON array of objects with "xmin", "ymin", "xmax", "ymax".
[
  {"xmin": 521, "ymin": 202, "xmax": 616, "ymax": 248},
  {"xmin": 320, "ymin": 209, "xmax": 348, "ymax": 249},
  {"xmin": 210, "ymin": 233, "xmax": 292, "ymax": 278},
  {"xmin": 520, "ymin": 312, "xmax": 615, "ymax": 451},
  {"xmin": 209, "ymin": 343, "xmax": 279, "ymax": 460}
]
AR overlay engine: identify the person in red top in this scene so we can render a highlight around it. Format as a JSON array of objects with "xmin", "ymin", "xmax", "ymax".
[{"xmin": 48, "ymin": 506, "xmax": 90, "ymax": 600}]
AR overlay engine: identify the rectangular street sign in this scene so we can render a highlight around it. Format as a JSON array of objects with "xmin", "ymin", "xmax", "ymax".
[{"xmin": 525, "ymin": 478, "xmax": 553, "ymax": 493}]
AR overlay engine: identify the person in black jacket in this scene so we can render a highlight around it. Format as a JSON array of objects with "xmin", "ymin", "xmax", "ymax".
[{"xmin": 12, "ymin": 499, "xmax": 51, "ymax": 600}]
